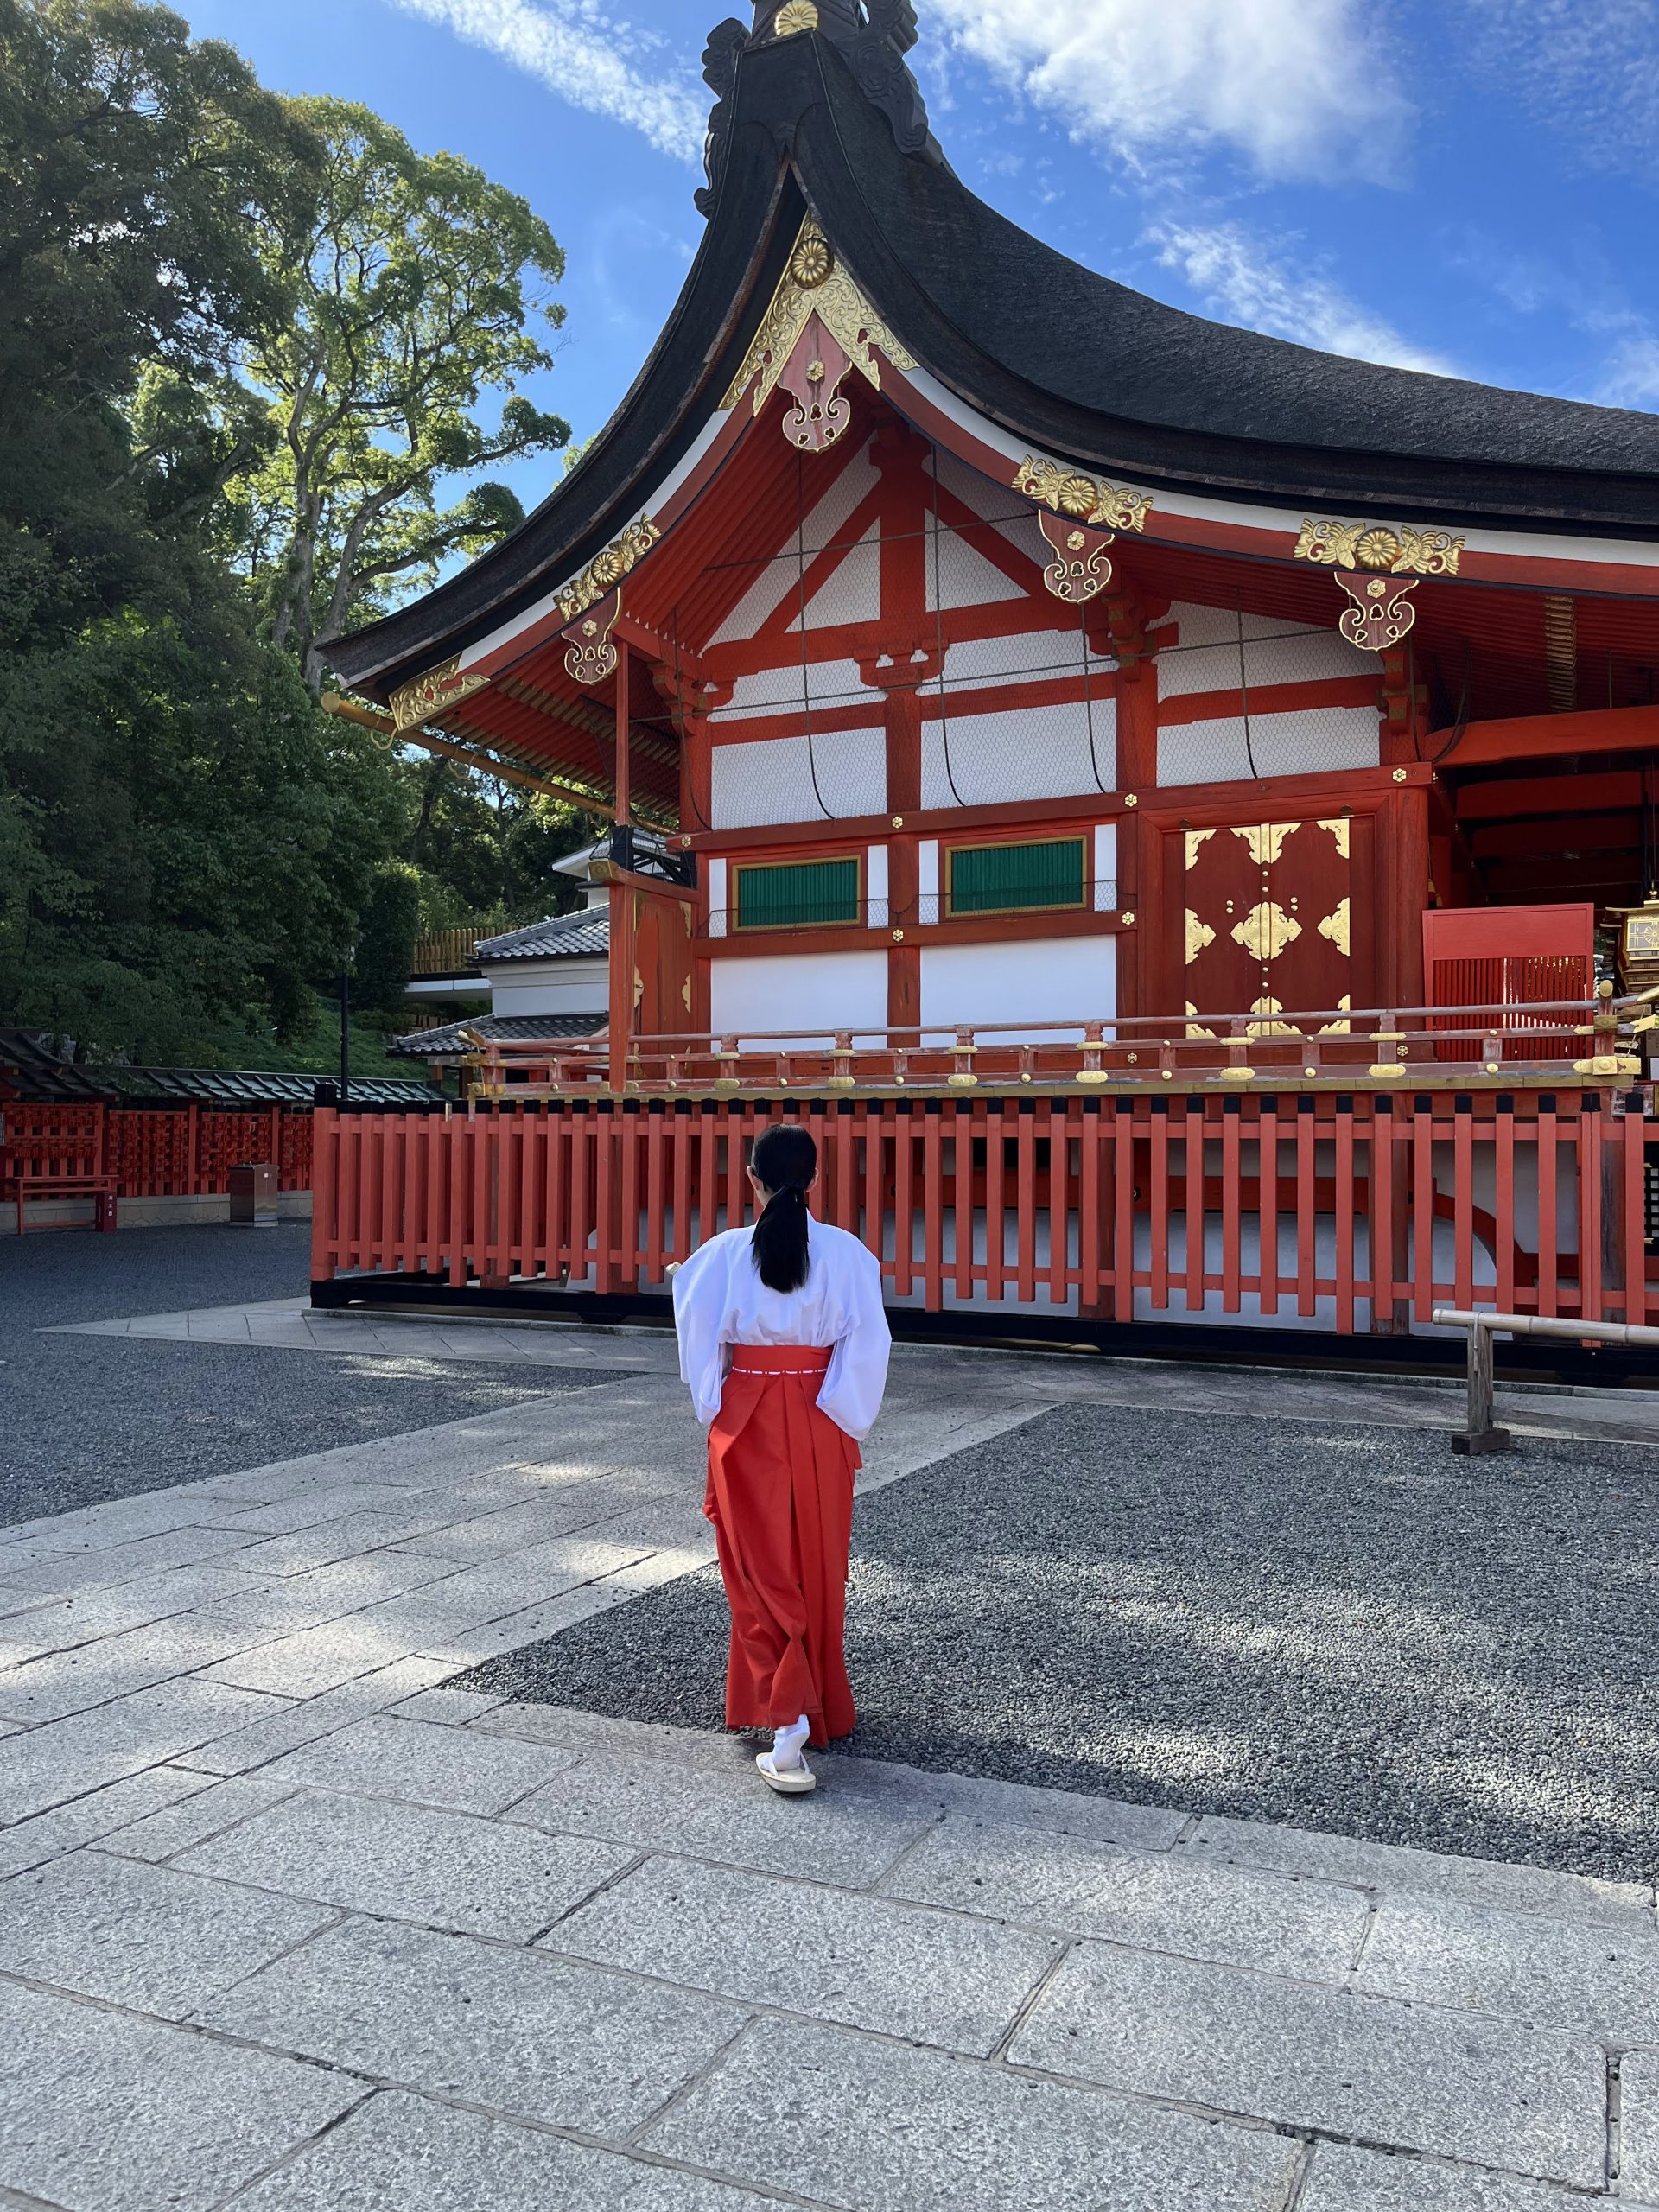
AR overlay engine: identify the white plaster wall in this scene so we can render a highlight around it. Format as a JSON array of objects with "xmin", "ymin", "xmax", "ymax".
[
  {"xmin": 920, "ymin": 938, "xmax": 1116, "ymax": 1041},
  {"xmin": 710, "ymin": 950, "xmax": 890, "ymax": 1043},
  {"xmin": 487, "ymin": 959, "xmax": 609, "ymax": 1018}
]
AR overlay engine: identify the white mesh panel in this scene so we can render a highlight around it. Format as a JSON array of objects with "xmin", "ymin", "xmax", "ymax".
[
  {"xmin": 926, "ymin": 529, "xmax": 1027, "ymax": 612},
  {"xmin": 944, "ymin": 631, "xmax": 1106, "ymax": 692},
  {"xmin": 922, "ymin": 700, "xmax": 1116, "ymax": 808},
  {"xmin": 709, "ymin": 728, "xmax": 887, "ymax": 828},
  {"xmin": 1159, "ymin": 705, "xmax": 1380, "ymax": 786},
  {"xmin": 789, "ymin": 521, "xmax": 880, "ymax": 629},
  {"xmin": 1244, "ymin": 628, "xmax": 1379, "ymax": 686},
  {"xmin": 714, "ymin": 658, "xmax": 883, "ymax": 723},
  {"xmin": 707, "ymin": 441, "xmax": 879, "ymax": 645}
]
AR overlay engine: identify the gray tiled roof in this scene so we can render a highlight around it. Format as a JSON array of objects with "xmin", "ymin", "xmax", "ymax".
[
  {"xmin": 393, "ymin": 1012, "xmax": 607, "ymax": 1059},
  {"xmin": 476, "ymin": 909, "xmax": 609, "ymax": 963}
]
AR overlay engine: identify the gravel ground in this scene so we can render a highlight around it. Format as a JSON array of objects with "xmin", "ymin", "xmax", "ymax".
[
  {"xmin": 0, "ymin": 1223, "xmax": 618, "ymax": 1526},
  {"xmin": 465, "ymin": 1403, "xmax": 1659, "ymax": 1885}
]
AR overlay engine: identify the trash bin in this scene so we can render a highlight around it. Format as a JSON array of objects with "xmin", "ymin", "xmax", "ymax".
[{"xmin": 229, "ymin": 1161, "xmax": 278, "ymax": 1228}]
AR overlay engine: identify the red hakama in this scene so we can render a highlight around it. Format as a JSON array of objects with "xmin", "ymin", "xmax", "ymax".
[{"xmin": 703, "ymin": 1345, "xmax": 859, "ymax": 1745}]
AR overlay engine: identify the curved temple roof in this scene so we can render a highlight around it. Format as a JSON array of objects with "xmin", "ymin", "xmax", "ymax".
[{"xmin": 330, "ymin": 8, "xmax": 1659, "ymax": 702}]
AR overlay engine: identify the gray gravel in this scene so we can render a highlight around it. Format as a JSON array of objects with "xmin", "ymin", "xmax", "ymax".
[
  {"xmin": 0, "ymin": 1223, "xmax": 620, "ymax": 1527},
  {"xmin": 464, "ymin": 1403, "xmax": 1659, "ymax": 1885}
]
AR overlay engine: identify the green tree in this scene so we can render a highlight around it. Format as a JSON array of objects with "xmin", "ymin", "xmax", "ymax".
[
  {"xmin": 353, "ymin": 862, "xmax": 423, "ymax": 1014},
  {"xmin": 244, "ymin": 99, "xmax": 571, "ymax": 697}
]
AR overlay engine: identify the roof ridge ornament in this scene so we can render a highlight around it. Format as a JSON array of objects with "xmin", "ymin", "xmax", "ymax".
[
  {"xmin": 699, "ymin": 3, "xmax": 938, "ymax": 216},
  {"xmin": 721, "ymin": 213, "xmax": 917, "ymax": 417}
]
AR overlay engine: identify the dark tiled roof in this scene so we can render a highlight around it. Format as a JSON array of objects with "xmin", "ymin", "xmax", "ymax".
[
  {"xmin": 475, "ymin": 909, "xmax": 609, "ymax": 963},
  {"xmin": 0, "ymin": 1033, "xmax": 435, "ymax": 1106},
  {"xmin": 393, "ymin": 1012, "xmax": 607, "ymax": 1059}
]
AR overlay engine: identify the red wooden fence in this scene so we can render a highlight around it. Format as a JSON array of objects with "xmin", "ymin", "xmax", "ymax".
[
  {"xmin": 310, "ymin": 1091, "xmax": 1659, "ymax": 1335},
  {"xmin": 0, "ymin": 1105, "xmax": 313, "ymax": 1202}
]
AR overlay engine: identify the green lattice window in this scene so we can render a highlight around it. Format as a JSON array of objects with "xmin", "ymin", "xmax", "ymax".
[
  {"xmin": 947, "ymin": 837, "xmax": 1086, "ymax": 917},
  {"xmin": 734, "ymin": 856, "xmax": 861, "ymax": 931}
]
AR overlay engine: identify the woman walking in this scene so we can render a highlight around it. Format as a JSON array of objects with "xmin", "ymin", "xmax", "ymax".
[{"xmin": 673, "ymin": 1124, "xmax": 890, "ymax": 1795}]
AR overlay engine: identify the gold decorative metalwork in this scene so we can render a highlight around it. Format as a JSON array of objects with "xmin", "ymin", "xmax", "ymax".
[
  {"xmin": 1185, "ymin": 912, "xmax": 1217, "ymax": 964},
  {"xmin": 1232, "ymin": 823, "xmax": 1297, "ymax": 868},
  {"xmin": 1294, "ymin": 518, "xmax": 1464, "ymax": 577},
  {"xmin": 1335, "ymin": 571, "xmax": 1419, "ymax": 652},
  {"xmin": 773, "ymin": 0, "xmax": 820, "ymax": 34},
  {"xmin": 389, "ymin": 656, "xmax": 493, "ymax": 734},
  {"xmin": 554, "ymin": 517, "xmax": 661, "ymax": 626},
  {"xmin": 1017, "ymin": 458, "xmax": 1152, "ymax": 534},
  {"xmin": 1247, "ymin": 997, "xmax": 1299, "ymax": 1039},
  {"xmin": 1320, "ymin": 995, "xmax": 1353, "ymax": 1037},
  {"xmin": 1319, "ymin": 817, "xmax": 1351, "ymax": 861},
  {"xmin": 1185, "ymin": 1003, "xmax": 1218, "ymax": 1040},
  {"xmin": 722, "ymin": 214, "xmax": 917, "ymax": 414},
  {"xmin": 1318, "ymin": 899, "xmax": 1351, "ymax": 958},
  {"xmin": 1184, "ymin": 830, "xmax": 1215, "ymax": 869},
  {"xmin": 1232, "ymin": 903, "xmax": 1301, "ymax": 963}
]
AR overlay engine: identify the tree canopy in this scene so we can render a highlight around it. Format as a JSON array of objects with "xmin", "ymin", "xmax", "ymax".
[{"xmin": 0, "ymin": 0, "xmax": 587, "ymax": 1065}]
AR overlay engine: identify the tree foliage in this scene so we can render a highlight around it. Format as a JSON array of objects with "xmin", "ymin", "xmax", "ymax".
[{"xmin": 0, "ymin": 0, "xmax": 579, "ymax": 1064}]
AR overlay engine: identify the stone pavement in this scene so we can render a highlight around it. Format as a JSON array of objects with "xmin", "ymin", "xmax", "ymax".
[{"xmin": 1, "ymin": 1295, "xmax": 1656, "ymax": 2207}]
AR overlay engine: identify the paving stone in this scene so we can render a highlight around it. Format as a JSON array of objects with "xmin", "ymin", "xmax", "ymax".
[
  {"xmin": 1624, "ymin": 2050, "xmax": 1659, "ymax": 2200},
  {"xmin": 196, "ymin": 1549, "xmax": 468, "ymax": 1636},
  {"xmin": 1358, "ymin": 1893, "xmax": 1659, "ymax": 2039},
  {"xmin": 644, "ymin": 2014, "xmax": 1301, "ymax": 2212},
  {"xmin": 206, "ymin": 1918, "xmax": 741, "ymax": 2139},
  {"xmin": 1301, "ymin": 2141, "xmax": 1659, "ymax": 2212},
  {"xmin": 351, "ymin": 1534, "xmax": 659, "ymax": 1643},
  {"xmin": 886, "ymin": 1815, "xmax": 1369, "ymax": 1979},
  {"xmin": 177, "ymin": 1788, "xmax": 632, "ymax": 1939},
  {"xmin": 1187, "ymin": 1814, "xmax": 1654, "ymax": 1925},
  {"xmin": 2, "ymin": 1524, "xmax": 260, "ymax": 1596},
  {"xmin": 823, "ymin": 1754, "xmax": 1192, "ymax": 1852},
  {"xmin": 0, "ymin": 1979, "xmax": 360, "ymax": 2212},
  {"xmin": 101, "ymin": 1770, "xmax": 300, "ymax": 1861},
  {"xmin": 0, "ymin": 1766, "xmax": 215, "ymax": 1879},
  {"xmin": 0, "ymin": 1612, "xmax": 272, "ymax": 1725},
  {"xmin": 0, "ymin": 1849, "xmax": 337, "ymax": 2016},
  {"xmin": 0, "ymin": 1588, "xmax": 54, "ymax": 1623},
  {"xmin": 201, "ymin": 1613, "xmax": 431, "ymax": 1699},
  {"xmin": 226, "ymin": 1500, "xmax": 483, "ymax": 1578},
  {"xmin": 547, "ymin": 1854, "xmax": 1060, "ymax": 2056},
  {"xmin": 0, "ymin": 1679, "xmax": 287, "ymax": 1824},
  {"xmin": 171, "ymin": 1656, "xmax": 459, "ymax": 1776},
  {"xmin": 510, "ymin": 1751, "xmax": 933, "ymax": 1888},
  {"xmin": 0, "ymin": 1563, "xmax": 283, "ymax": 1667},
  {"xmin": 388, "ymin": 1686, "xmax": 505, "ymax": 1725},
  {"xmin": 1008, "ymin": 1942, "xmax": 1608, "ymax": 2187},
  {"xmin": 228, "ymin": 2089, "xmax": 773, "ymax": 2211},
  {"xmin": 215, "ymin": 1480, "xmax": 434, "ymax": 1537},
  {"xmin": 390, "ymin": 1484, "xmax": 660, "ymax": 1562},
  {"xmin": 258, "ymin": 1714, "xmax": 580, "ymax": 1815}
]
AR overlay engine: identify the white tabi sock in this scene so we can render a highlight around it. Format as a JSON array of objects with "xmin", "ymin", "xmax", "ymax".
[{"xmin": 770, "ymin": 1714, "xmax": 810, "ymax": 1770}]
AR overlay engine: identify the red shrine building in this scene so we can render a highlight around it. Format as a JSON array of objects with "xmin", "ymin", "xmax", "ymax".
[{"xmin": 319, "ymin": 0, "xmax": 1659, "ymax": 1348}]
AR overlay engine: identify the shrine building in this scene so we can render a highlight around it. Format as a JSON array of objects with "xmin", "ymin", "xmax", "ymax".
[{"xmin": 318, "ymin": 0, "xmax": 1659, "ymax": 1349}]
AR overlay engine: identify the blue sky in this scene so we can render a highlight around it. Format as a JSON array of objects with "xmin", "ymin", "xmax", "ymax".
[{"xmin": 186, "ymin": 0, "xmax": 1659, "ymax": 520}]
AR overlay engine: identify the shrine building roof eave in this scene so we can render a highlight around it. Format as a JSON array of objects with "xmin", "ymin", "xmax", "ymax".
[{"xmin": 328, "ymin": 26, "xmax": 1659, "ymax": 703}]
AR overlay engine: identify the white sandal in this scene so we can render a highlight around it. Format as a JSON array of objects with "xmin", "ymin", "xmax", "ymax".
[{"xmin": 756, "ymin": 1750, "xmax": 817, "ymax": 1796}]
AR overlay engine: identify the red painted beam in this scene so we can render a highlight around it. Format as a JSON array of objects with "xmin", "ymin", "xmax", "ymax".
[{"xmin": 1432, "ymin": 704, "xmax": 1659, "ymax": 766}]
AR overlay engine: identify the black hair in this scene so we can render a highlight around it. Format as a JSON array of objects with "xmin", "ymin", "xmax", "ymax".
[{"xmin": 750, "ymin": 1124, "xmax": 817, "ymax": 1294}]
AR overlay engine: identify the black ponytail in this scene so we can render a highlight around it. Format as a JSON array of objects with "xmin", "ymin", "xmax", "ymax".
[{"xmin": 750, "ymin": 1124, "xmax": 817, "ymax": 1294}]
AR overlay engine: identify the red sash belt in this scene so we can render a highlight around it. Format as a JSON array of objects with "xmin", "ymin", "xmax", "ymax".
[{"xmin": 729, "ymin": 1346, "xmax": 834, "ymax": 1377}]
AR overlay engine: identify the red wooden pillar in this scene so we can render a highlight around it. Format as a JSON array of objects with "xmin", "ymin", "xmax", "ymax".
[
  {"xmin": 608, "ymin": 646, "xmax": 636, "ymax": 1091},
  {"xmin": 874, "ymin": 422, "xmax": 930, "ymax": 1039}
]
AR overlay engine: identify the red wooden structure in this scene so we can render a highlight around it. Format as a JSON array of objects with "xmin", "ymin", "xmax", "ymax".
[
  {"xmin": 315, "ymin": 5, "xmax": 1659, "ymax": 1346},
  {"xmin": 0, "ymin": 1103, "xmax": 315, "ymax": 1227}
]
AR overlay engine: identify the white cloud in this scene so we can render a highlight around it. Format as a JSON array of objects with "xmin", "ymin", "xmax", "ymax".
[
  {"xmin": 383, "ymin": 0, "xmax": 704, "ymax": 162},
  {"xmin": 1148, "ymin": 222, "xmax": 1454, "ymax": 374},
  {"xmin": 926, "ymin": 0, "xmax": 1408, "ymax": 181},
  {"xmin": 1460, "ymin": 0, "xmax": 1659, "ymax": 181},
  {"xmin": 1599, "ymin": 338, "xmax": 1659, "ymax": 410}
]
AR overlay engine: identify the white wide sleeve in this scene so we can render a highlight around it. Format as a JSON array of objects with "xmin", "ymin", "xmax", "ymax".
[
  {"xmin": 672, "ymin": 1240, "xmax": 730, "ymax": 1427},
  {"xmin": 817, "ymin": 1242, "xmax": 893, "ymax": 1442}
]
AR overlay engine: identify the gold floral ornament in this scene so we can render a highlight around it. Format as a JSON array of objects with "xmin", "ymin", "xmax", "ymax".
[
  {"xmin": 1294, "ymin": 518, "xmax": 1465, "ymax": 577},
  {"xmin": 1318, "ymin": 899, "xmax": 1352, "ymax": 958},
  {"xmin": 1018, "ymin": 458, "xmax": 1152, "ymax": 534},
  {"xmin": 722, "ymin": 214, "xmax": 917, "ymax": 415},
  {"xmin": 773, "ymin": 0, "xmax": 820, "ymax": 35},
  {"xmin": 389, "ymin": 655, "xmax": 492, "ymax": 734},
  {"xmin": 1318, "ymin": 816, "xmax": 1352, "ymax": 861},
  {"xmin": 1185, "ymin": 912, "xmax": 1217, "ymax": 964},
  {"xmin": 554, "ymin": 517, "xmax": 661, "ymax": 627},
  {"xmin": 1232, "ymin": 823, "xmax": 1297, "ymax": 868},
  {"xmin": 1232, "ymin": 903, "xmax": 1301, "ymax": 963}
]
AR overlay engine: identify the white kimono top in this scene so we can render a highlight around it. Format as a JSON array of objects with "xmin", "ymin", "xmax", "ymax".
[{"xmin": 672, "ymin": 1218, "xmax": 892, "ymax": 1441}]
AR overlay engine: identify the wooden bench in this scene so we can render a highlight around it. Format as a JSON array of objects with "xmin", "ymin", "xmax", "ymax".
[{"xmin": 11, "ymin": 1171, "xmax": 119, "ymax": 1235}]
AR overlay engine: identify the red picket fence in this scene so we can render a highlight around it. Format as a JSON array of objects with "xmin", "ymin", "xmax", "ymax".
[
  {"xmin": 310, "ymin": 1090, "xmax": 1659, "ymax": 1334},
  {"xmin": 1, "ymin": 1103, "xmax": 314, "ymax": 1203}
]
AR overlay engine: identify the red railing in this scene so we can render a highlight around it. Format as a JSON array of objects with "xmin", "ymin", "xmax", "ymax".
[
  {"xmin": 461, "ymin": 995, "xmax": 1641, "ymax": 1103},
  {"xmin": 310, "ymin": 1089, "xmax": 1659, "ymax": 1335},
  {"xmin": 1, "ymin": 1105, "xmax": 313, "ymax": 1203}
]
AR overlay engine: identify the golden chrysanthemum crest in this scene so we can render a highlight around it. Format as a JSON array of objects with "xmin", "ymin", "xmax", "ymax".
[{"xmin": 1017, "ymin": 457, "xmax": 1152, "ymax": 535}]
